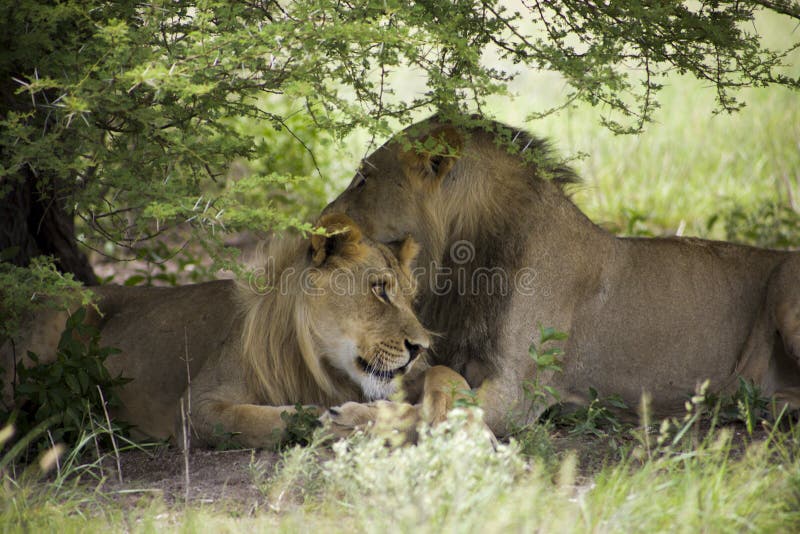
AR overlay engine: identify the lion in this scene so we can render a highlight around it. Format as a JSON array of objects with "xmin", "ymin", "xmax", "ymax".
[
  {"xmin": 2, "ymin": 214, "xmax": 472, "ymax": 449},
  {"xmin": 323, "ymin": 115, "xmax": 800, "ymax": 437}
]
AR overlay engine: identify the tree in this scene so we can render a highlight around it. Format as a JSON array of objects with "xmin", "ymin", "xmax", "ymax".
[{"xmin": 1, "ymin": 0, "xmax": 798, "ymax": 334}]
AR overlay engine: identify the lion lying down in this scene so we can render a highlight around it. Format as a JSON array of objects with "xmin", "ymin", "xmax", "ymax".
[
  {"xmin": 2, "ymin": 214, "xmax": 471, "ymax": 449},
  {"xmin": 323, "ymin": 115, "xmax": 800, "ymax": 436}
]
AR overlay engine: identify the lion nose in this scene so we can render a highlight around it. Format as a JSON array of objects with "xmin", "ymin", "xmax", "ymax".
[{"xmin": 404, "ymin": 339, "xmax": 426, "ymax": 358}]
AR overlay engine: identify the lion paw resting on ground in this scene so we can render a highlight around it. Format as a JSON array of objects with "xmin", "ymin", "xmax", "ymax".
[
  {"xmin": 3, "ymin": 215, "xmax": 475, "ymax": 449},
  {"xmin": 322, "ymin": 365, "xmax": 496, "ymax": 446}
]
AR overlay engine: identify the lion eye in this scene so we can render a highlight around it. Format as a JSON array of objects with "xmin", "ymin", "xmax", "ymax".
[{"xmin": 372, "ymin": 281, "xmax": 389, "ymax": 303}]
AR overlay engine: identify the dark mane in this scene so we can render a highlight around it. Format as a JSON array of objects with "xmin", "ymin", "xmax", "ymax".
[{"xmin": 429, "ymin": 113, "xmax": 581, "ymax": 188}]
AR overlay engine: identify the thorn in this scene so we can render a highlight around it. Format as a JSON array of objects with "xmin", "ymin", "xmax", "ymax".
[{"xmin": 522, "ymin": 138, "xmax": 534, "ymax": 152}]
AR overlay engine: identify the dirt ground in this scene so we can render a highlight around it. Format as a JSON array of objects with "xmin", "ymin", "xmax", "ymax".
[{"xmin": 97, "ymin": 446, "xmax": 280, "ymax": 510}]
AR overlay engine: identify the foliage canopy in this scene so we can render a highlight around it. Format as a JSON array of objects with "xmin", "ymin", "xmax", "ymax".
[{"xmin": 0, "ymin": 0, "xmax": 798, "ymax": 319}]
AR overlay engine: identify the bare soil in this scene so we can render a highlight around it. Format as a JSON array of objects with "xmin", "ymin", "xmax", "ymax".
[{"xmin": 96, "ymin": 446, "xmax": 280, "ymax": 510}]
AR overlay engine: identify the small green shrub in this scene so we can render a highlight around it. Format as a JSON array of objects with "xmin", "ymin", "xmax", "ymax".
[
  {"xmin": 507, "ymin": 326, "xmax": 567, "ymax": 464},
  {"xmin": 553, "ymin": 388, "xmax": 629, "ymax": 438},
  {"xmin": 705, "ymin": 377, "xmax": 773, "ymax": 435},
  {"xmin": 279, "ymin": 404, "xmax": 323, "ymax": 449},
  {"xmin": 510, "ymin": 419, "xmax": 558, "ymax": 468},
  {"xmin": 2, "ymin": 308, "xmax": 130, "ymax": 457},
  {"xmin": 522, "ymin": 325, "xmax": 567, "ymax": 417},
  {"xmin": 713, "ymin": 201, "xmax": 800, "ymax": 249}
]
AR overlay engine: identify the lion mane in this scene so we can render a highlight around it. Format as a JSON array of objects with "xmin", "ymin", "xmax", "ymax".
[{"xmin": 237, "ymin": 235, "xmax": 359, "ymax": 408}]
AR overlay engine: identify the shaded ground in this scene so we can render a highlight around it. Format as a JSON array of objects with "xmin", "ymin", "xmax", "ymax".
[{"xmin": 98, "ymin": 446, "xmax": 279, "ymax": 510}]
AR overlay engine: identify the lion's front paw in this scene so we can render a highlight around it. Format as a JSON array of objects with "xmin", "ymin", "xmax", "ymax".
[
  {"xmin": 321, "ymin": 400, "xmax": 421, "ymax": 444},
  {"xmin": 320, "ymin": 401, "xmax": 384, "ymax": 438}
]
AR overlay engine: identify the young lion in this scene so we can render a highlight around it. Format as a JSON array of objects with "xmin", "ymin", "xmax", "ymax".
[{"xmin": 3, "ymin": 214, "xmax": 471, "ymax": 449}]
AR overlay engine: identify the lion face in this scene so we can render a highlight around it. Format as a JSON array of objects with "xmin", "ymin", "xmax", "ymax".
[
  {"xmin": 323, "ymin": 119, "xmax": 462, "ymax": 249},
  {"xmin": 308, "ymin": 214, "xmax": 430, "ymax": 400}
]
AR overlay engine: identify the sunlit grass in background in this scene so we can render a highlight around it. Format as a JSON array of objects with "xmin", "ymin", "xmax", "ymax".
[
  {"xmin": 497, "ymin": 11, "xmax": 799, "ymax": 240},
  {"xmin": 512, "ymin": 81, "xmax": 800, "ymax": 239}
]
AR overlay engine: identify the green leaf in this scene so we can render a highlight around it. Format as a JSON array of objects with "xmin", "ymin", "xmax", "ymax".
[
  {"xmin": 123, "ymin": 275, "xmax": 146, "ymax": 286},
  {"xmin": 540, "ymin": 326, "xmax": 568, "ymax": 344},
  {"xmin": 606, "ymin": 395, "xmax": 628, "ymax": 409},
  {"xmin": 78, "ymin": 369, "xmax": 89, "ymax": 392},
  {"xmin": 65, "ymin": 374, "xmax": 80, "ymax": 394}
]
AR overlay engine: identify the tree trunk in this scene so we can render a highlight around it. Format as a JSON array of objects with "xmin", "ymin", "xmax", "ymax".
[
  {"xmin": 0, "ymin": 40, "xmax": 96, "ymax": 286},
  {"xmin": 0, "ymin": 169, "xmax": 96, "ymax": 286}
]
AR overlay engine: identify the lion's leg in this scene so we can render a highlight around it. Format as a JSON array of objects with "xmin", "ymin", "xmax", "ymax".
[
  {"xmin": 420, "ymin": 365, "xmax": 474, "ymax": 424},
  {"xmin": 179, "ymin": 353, "xmax": 320, "ymax": 450},
  {"xmin": 467, "ymin": 356, "xmax": 556, "ymax": 438},
  {"xmin": 769, "ymin": 256, "xmax": 800, "ymax": 408},
  {"xmin": 180, "ymin": 399, "xmax": 320, "ymax": 450},
  {"xmin": 772, "ymin": 256, "xmax": 800, "ymax": 362},
  {"xmin": 322, "ymin": 400, "xmax": 420, "ymax": 443}
]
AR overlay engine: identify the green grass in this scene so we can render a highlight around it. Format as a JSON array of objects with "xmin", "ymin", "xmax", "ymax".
[
  {"xmin": 486, "ymin": 11, "xmax": 800, "ymax": 242},
  {"xmin": 3, "ymin": 411, "xmax": 800, "ymax": 533},
  {"xmin": 520, "ymin": 80, "xmax": 800, "ymax": 240}
]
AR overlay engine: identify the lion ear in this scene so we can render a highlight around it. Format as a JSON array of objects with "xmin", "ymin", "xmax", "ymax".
[
  {"xmin": 386, "ymin": 236, "xmax": 420, "ymax": 275},
  {"xmin": 422, "ymin": 126, "xmax": 462, "ymax": 181},
  {"xmin": 310, "ymin": 213, "xmax": 364, "ymax": 267},
  {"xmin": 397, "ymin": 237, "xmax": 420, "ymax": 274}
]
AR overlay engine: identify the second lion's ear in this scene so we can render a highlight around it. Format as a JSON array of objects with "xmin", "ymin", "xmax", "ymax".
[
  {"xmin": 310, "ymin": 213, "xmax": 364, "ymax": 267},
  {"xmin": 385, "ymin": 236, "xmax": 420, "ymax": 276},
  {"xmin": 421, "ymin": 126, "xmax": 462, "ymax": 181},
  {"xmin": 397, "ymin": 237, "xmax": 420, "ymax": 275}
]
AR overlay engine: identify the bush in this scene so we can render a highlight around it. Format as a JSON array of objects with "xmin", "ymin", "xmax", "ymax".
[{"xmin": 2, "ymin": 308, "xmax": 129, "ymax": 457}]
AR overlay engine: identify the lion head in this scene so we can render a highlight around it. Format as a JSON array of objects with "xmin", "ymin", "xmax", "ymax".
[
  {"xmin": 323, "ymin": 115, "xmax": 577, "ymax": 270},
  {"xmin": 239, "ymin": 213, "xmax": 430, "ymax": 405}
]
